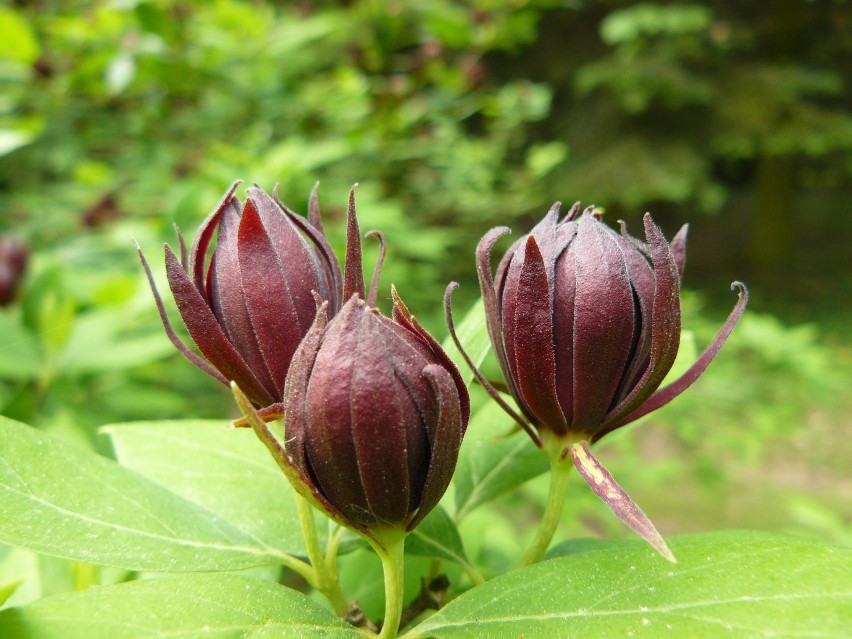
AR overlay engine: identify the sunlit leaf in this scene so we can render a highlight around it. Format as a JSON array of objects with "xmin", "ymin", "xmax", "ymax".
[
  {"xmin": 0, "ymin": 417, "xmax": 291, "ymax": 571},
  {"xmin": 409, "ymin": 532, "xmax": 852, "ymax": 639},
  {"xmin": 103, "ymin": 420, "xmax": 307, "ymax": 556},
  {"xmin": 0, "ymin": 573, "xmax": 362, "ymax": 638},
  {"xmin": 0, "ymin": 7, "xmax": 40, "ymax": 64}
]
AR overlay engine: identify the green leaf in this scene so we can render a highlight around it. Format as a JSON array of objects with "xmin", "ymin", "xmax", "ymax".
[
  {"xmin": 0, "ymin": 8, "xmax": 40, "ymax": 64},
  {"xmin": 408, "ymin": 532, "xmax": 852, "ymax": 639},
  {"xmin": 0, "ymin": 311, "xmax": 42, "ymax": 380},
  {"xmin": 103, "ymin": 420, "xmax": 307, "ymax": 556},
  {"xmin": 58, "ymin": 309, "xmax": 175, "ymax": 374},
  {"xmin": 441, "ymin": 297, "xmax": 490, "ymax": 387},
  {"xmin": 453, "ymin": 401, "xmax": 547, "ymax": 521},
  {"xmin": 0, "ymin": 574, "xmax": 363, "ymax": 638},
  {"xmin": 0, "ymin": 577, "xmax": 22, "ymax": 606},
  {"xmin": 0, "ymin": 417, "xmax": 291, "ymax": 571},
  {"xmin": 407, "ymin": 507, "xmax": 471, "ymax": 570}
]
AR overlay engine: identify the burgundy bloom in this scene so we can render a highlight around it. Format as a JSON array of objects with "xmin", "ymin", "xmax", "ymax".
[
  {"xmin": 448, "ymin": 203, "xmax": 748, "ymax": 445},
  {"xmin": 235, "ymin": 190, "xmax": 469, "ymax": 534},
  {"xmin": 282, "ymin": 292, "xmax": 468, "ymax": 531},
  {"xmin": 138, "ymin": 182, "xmax": 342, "ymax": 409},
  {"xmin": 446, "ymin": 203, "xmax": 746, "ymax": 560}
]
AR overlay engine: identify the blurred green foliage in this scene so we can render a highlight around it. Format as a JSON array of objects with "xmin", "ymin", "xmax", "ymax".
[{"xmin": 0, "ymin": 0, "xmax": 849, "ymax": 580}]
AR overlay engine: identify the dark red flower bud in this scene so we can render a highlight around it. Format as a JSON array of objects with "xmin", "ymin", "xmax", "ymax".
[
  {"xmin": 449, "ymin": 203, "xmax": 747, "ymax": 446},
  {"xmin": 0, "ymin": 235, "xmax": 28, "ymax": 307},
  {"xmin": 138, "ymin": 182, "xmax": 342, "ymax": 408},
  {"xmin": 280, "ymin": 289, "xmax": 469, "ymax": 532}
]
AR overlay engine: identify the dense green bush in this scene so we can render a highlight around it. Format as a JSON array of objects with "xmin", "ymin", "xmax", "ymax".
[{"xmin": 0, "ymin": 1, "xmax": 849, "ymax": 629}]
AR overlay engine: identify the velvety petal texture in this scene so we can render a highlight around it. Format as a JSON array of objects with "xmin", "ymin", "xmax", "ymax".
[
  {"xmin": 140, "ymin": 182, "xmax": 343, "ymax": 408},
  {"xmin": 283, "ymin": 293, "xmax": 468, "ymax": 532},
  {"xmin": 476, "ymin": 205, "xmax": 747, "ymax": 443}
]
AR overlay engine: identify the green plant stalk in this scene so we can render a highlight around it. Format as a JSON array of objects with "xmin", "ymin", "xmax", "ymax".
[
  {"xmin": 325, "ymin": 525, "xmax": 346, "ymax": 591},
  {"xmin": 519, "ymin": 431, "xmax": 575, "ymax": 566},
  {"xmin": 296, "ymin": 492, "xmax": 349, "ymax": 617},
  {"xmin": 368, "ymin": 527, "xmax": 407, "ymax": 639}
]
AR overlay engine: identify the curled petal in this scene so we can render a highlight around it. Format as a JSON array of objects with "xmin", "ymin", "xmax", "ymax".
[
  {"xmin": 136, "ymin": 242, "xmax": 228, "ymax": 387},
  {"xmin": 189, "ymin": 181, "xmax": 241, "ymax": 291},
  {"xmin": 609, "ymin": 282, "xmax": 749, "ymax": 429},
  {"xmin": 600, "ymin": 213, "xmax": 681, "ymax": 434},
  {"xmin": 282, "ymin": 302, "xmax": 330, "ymax": 472},
  {"xmin": 396, "ymin": 286, "xmax": 471, "ymax": 427},
  {"xmin": 476, "ymin": 226, "xmax": 513, "ymax": 379},
  {"xmin": 365, "ymin": 230, "xmax": 386, "ymax": 308},
  {"xmin": 444, "ymin": 283, "xmax": 537, "ymax": 445},
  {"xmin": 670, "ymin": 224, "xmax": 689, "ymax": 279},
  {"xmin": 165, "ymin": 245, "xmax": 274, "ymax": 406}
]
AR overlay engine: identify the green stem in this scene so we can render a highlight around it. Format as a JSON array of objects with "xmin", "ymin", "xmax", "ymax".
[
  {"xmin": 325, "ymin": 525, "xmax": 345, "ymax": 592},
  {"xmin": 368, "ymin": 528, "xmax": 407, "ymax": 639},
  {"xmin": 296, "ymin": 493, "xmax": 349, "ymax": 617},
  {"xmin": 519, "ymin": 432, "xmax": 574, "ymax": 566}
]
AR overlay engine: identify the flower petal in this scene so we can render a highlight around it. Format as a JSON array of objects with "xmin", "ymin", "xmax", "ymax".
[
  {"xmin": 240, "ymin": 188, "xmax": 322, "ymax": 394},
  {"xmin": 599, "ymin": 214, "xmax": 681, "ymax": 436},
  {"xmin": 408, "ymin": 364, "xmax": 464, "ymax": 531},
  {"xmin": 208, "ymin": 198, "xmax": 276, "ymax": 395},
  {"xmin": 188, "ymin": 181, "xmax": 241, "ymax": 291},
  {"xmin": 165, "ymin": 245, "xmax": 274, "ymax": 406},
  {"xmin": 610, "ymin": 282, "xmax": 748, "ymax": 428},
  {"xmin": 343, "ymin": 186, "xmax": 365, "ymax": 301},
  {"xmin": 476, "ymin": 226, "xmax": 514, "ymax": 384},
  {"xmin": 510, "ymin": 235, "xmax": 568, "ymax": 434},
  {"xmin": 393, "ymin": 286, "xmax": 471, "ymax": 428},
  {"xmin": 571, "ymin": 214, "xmax": 637, "ymax": 432},
  {"xmin": 570, "ymin": 441, "xmax": 675, "ymax": 562}
]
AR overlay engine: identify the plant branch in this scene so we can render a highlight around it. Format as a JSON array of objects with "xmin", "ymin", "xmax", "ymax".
[{"xmin": 518, "ymin": 431, "xmax": 575, "ymax": 566}]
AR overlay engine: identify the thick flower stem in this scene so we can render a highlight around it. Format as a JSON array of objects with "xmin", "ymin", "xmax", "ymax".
[
  {"xmin": 368, "ymin": 528, "xmax": 407, "ymax": 639},
  {"xmin": 295, "ymin": 493, "xmax": 349, "ymax": 617},
  {"xmin": 519, "ymin": 432, "xmax": 575, "ymax": 567}
]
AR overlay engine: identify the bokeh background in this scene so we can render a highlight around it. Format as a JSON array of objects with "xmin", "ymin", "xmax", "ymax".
[{"xmin": 1, "ymin": 0, "xmax": 849, "ymax": 584}]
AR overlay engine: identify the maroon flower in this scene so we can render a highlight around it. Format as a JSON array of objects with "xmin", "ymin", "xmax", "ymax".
[
  {"xmin": 138, "ymin": 182, "xmax": 342, "ymax": 409},
  {"xmin": 282, "ymin": 292, "xmax": 468, "ymax": 532},
  {"xmin": 448, "ymin": 203, "xmax": 747, "ymax": 446},
  {"xmin": 446, "ymin": 203, "xmax": 747, "ymax": 560},
  {"xmin": 235, "ymin": 190, "xmax": 469, "ymax": 534}
]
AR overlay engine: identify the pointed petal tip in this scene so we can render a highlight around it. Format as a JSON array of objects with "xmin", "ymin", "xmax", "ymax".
[
  {"xmin": 343, "ymin": 186, "xmax": 366, "ymax": 301},
  {"xmin": 569, "ymin": 441, "xmax": 675, "ymax": 563},
  {"xmin": 563, "ymin": 201, "xmax": 582, "ymax": 221}
]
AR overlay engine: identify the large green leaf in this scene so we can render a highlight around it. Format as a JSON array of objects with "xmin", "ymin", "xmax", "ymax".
[
  {"xmin": 0, "ymin": 417, "xmax": 292, "ymax": 571},
  {"xmin": 0, "ymin": 574, "xmax": 364, "ymax": 638},
  {"xmin": 453, "ymin": 400, "xmax": 547, "ymax": 521},
  {"xmin": 407, "ymin": 532, "xmax": 852, "ymax": 639},
  {"xmin": 104, "ymin": 420, "xmax": 307, "ymax": 556},
  {"xmin": 0, "ymin": 577, "xmax": 21, "ymax": 606}
]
